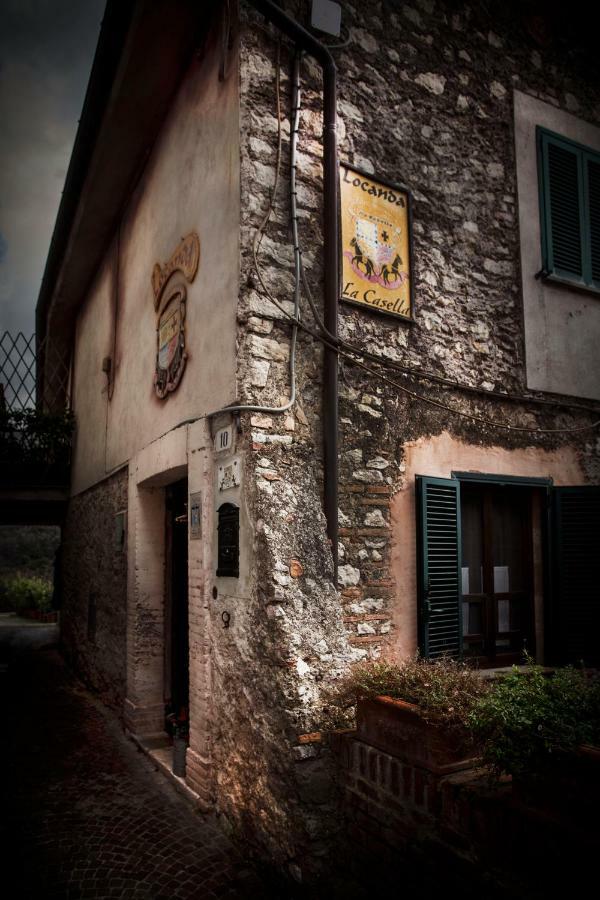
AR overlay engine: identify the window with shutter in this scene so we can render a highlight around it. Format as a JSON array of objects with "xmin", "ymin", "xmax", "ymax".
[
  {"xmin": 550, "ymin": 486, "xmax": 600, "ymax": 666},
  {"xmin": 416, "ymin": 476, "xmax": 462, "ymax": 660},
  {"xmin": 415, "ymin": 474, "xmax": 561, "ymax": 666},
  {"xmin": 537, "ymin": 127, "xmax": 600, "ymax": 291}
]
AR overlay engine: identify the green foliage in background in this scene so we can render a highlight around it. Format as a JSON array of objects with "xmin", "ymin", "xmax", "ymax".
[
  {"xmin": 0, "ymin": 409, "xmax": 74, "ymax": 484},
  {"xmin": 468, "ymin": 657, "xmax": 600, "ymax": 777},
  {"xmin": 0, "ymin": 409, "xmax": 74, "ymax": 458},
  {"xmin": 0, "ymin": 574, "xmax": 53, "ymax": 614},
  {"xmin": 0, "ymin": 525, "xmax": 60, "ymax": 581}
]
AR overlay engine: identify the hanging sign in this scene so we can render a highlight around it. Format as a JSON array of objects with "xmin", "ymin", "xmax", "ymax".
[
  {"xmin": 152, "ymin": 232, "xmax": 200, "ymax": 399},
  {"xmin": 339, "ymin": 164, "xmax": 413, "ymax": 321}
]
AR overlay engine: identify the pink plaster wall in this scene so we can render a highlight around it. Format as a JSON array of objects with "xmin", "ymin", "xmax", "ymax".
[
  {"xmin": 389, "ymin": 431, "xmax": 585, "ymax": 660},
  {"xmin": 71, "ymin": 28, "xmax": 239, "ymax": 495}
]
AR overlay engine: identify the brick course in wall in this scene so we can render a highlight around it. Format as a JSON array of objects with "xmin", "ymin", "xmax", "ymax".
[
  {"xmin": 333, "ymin": 732, "xmax": 599, "ymax": 892},
  {"xmin": 55, "ymin": 1, "xmax": 600, "ymax": 884},
  {"xmin": 235, "ymin": 0, "xmax": 600, "ymax": 667},
  {"xmin": 229, "ymin": 0, "xmax": 600, "ymax": 873}
]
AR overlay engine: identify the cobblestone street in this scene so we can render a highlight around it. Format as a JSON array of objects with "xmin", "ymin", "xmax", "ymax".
[{"xmin": 0, "ymin": 647, "xmax": 271, "ymax": 899}]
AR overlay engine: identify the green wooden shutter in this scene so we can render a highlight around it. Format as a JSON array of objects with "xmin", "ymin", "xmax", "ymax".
[
  {"xmin": 538, "ymin": 127, "xmax": 600, "ymax": 289},
  {"xmin": 416, "ymin": 476, "xmax": 462, "ymax": 659},
  {"xmin": 586, "ymin": 156, "xmax": 600, "ymax": 285},
  {"xmin": 538, "ymin": 129, "xmax": 584, "ymax": 281},
  {"xmin": 551, "ymin": 486, "xmax": 600, "ymax": 665}
]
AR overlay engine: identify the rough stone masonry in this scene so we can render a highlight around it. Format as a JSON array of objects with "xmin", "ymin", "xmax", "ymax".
[
  {"xmin": 57, "ymin": 0, "xmax": 600, "ymax": 884},
  {"xmin": 222, "ymin": 0, "xmax": 600, "ymax": 876}
]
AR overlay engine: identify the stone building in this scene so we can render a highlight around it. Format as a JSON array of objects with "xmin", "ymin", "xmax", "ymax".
[{"xmin": 37, "ymin": 0, "xmax": 600, "ymax": 879}]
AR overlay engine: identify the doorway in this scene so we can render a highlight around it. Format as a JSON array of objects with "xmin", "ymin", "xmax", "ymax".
[{"xmin": 165, "ymin": 478, "xmax": 189, "ymax": 731}]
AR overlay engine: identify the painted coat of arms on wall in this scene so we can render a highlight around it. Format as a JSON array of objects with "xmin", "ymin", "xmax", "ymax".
[
  {"xmin": 339, "ymin": 163, "xmax": 413, "ymax": 321},
  {"xmin": 151, "ymin": 232, "xmax": 200, "ymax": 399}
]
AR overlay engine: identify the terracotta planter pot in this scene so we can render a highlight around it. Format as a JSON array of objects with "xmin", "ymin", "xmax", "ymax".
[{"xmin": 356, "ymin": 695, "xmax": 478, "ymax": 774}]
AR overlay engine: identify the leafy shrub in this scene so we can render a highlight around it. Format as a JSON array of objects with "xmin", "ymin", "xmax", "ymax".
[
  {"xmin": 1, "ymin": 574, "xmax": 53, "ymax": 614},
  {"xmin": 0, "ymin": 410, "xmax": 74, "ymax": 484},
  {"xmin": 0, "ymin": 525, "xmax": 61, "ymax": 581},
  {"xmin": 468, "ymin": 658, "xmax": 600, "ymax": 777},
  {"xmin": 321, "ymin": 656, "xmax": 489, "ymax": 733}
]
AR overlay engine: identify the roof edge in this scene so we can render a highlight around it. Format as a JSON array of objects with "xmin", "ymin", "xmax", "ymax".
[{"xmin": 35, "ymin": 0, "xmax": 135, "ymax": 342}]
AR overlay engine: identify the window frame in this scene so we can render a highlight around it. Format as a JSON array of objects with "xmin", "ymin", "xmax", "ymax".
[
  {"xmin": 417, "ymin": 473, "xmax": 599, "ymax": 666},
  {"xmin": 459, "ymin": 480, "xmax": 537, "ymax": 667},
  {"xmin": 537, "ymin": 126, "xmax": 600, "ymax": 294},
  {"xmin": 416, "ymin": 473, "xmax": 552, "ymax": 666}
]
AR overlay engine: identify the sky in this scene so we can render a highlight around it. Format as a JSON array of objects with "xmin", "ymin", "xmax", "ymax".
[{"xmin": 0, "ymin": 0, "xmax": 104, "ymax": 336}]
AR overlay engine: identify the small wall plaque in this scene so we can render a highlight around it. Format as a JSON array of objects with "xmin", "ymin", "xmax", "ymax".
[
  {"xmin": 189, "ymin": 492, "xmax": 202, "ymax": 540},
  {"xmin": 214, "ymin": 424, "xmax": 233, "ymax": 454},
  {"xmin": 218, "ymin": 456, "xmax": 241, "ymax": 492},
  {"xmin": 114, "ymin": 510, "xmax": 127, "ymax": 551}
]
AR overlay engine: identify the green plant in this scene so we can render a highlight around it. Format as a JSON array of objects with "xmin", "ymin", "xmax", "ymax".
[
  {"xmin": 320, "ymin": 656, "xmax": 489, "ymax": 733},
  {"xmin": 0, "ymin": 409, "xmax": 74, "ymax": 473},
  {"xmin": 468, "ymin": 657, "xmax": 600, "ymax": 778},
  {"xmin": 2, "ymin": 574, "xmax": 53, "ymax": 614}
]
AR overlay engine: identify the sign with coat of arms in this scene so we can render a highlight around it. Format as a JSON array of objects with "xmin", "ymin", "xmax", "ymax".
[
  {"xmin": 339, "ymin": 164, "xmax": 413, "ymax": 321},
  {"xmin": 152, "ymin": 233, "xmax": 200, "ymax": 398}
]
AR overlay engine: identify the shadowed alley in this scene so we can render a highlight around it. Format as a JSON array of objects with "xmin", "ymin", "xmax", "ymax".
[{"xmin": 0, "ymin": 646, "xmax": 269, "ymax": 899}]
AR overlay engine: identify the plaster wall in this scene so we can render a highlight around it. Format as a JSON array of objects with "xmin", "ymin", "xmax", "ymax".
[
  {"xmin": 514, "ymin": 89, "xmax": 600, "ymax": 400},
  {"xmin": 71, "ymin": 21, "xmax": 239, "ymax": 495},
  {"xmin": 389, "ymin": 431, "xmax": 585, "ymax": 659},
  {"xmin": 71, "ymin": 258, "xmax": 113, "ymax": 491}
]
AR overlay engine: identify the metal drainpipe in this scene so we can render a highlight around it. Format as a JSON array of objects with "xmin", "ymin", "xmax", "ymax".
[{"xmin": 248, "ymin": 0, "xmax": 339, "ymax": 581}]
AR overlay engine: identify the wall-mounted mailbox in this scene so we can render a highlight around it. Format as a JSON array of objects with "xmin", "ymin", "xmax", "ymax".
[{"xmin": 217, "ymin": 502, "xmax": 239, "ymax": 578}]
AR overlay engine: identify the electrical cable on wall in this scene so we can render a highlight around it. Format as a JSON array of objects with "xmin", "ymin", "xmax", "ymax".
[
  {"xmin": 255, "ymin": 263, "xmax": 600, "ymax": 434},
  {"xmin": 213, "ymin": 31, "xmax": 600, "ymax": 436},
  {"xmin": 107, "ymin": 223, "xmax": 121, "ymax": 403},
  {"xmin": 213, "ymin": 39, "xmax": 301, "ymax": 418}
]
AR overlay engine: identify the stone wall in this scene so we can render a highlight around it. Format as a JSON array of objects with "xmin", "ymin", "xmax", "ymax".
[
  {"xmin": 51, "ymin": 1, "xmax": 600, "ymax": 884},
  {"xmin": 228, "ymin": 0, "xmax": 600, "ymax": 874},
  {"xmin": 236, "ymin": 0, "xmax": 600, "ymax": 664},
  {"xmin": 61, "ymin": 468, "xmax": 128, "ymax": 710}
]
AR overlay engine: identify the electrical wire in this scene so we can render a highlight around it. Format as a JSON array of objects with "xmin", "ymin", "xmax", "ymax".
[
  {"xmin": 302, "ymin": 256, "xmax": 599, "ymax": 416},
  {"xmin": 283, "ymin": 53, "xmax": 600, "ymax": 436},
  {"xmin": 253, "ymin": 268, "xmax": 600, "ymax": 434},
  {"xmin": 213, "ymin": 34, "xmax": 600, "ymax": 436},
  {"xmin": 212, "ymin": 38, "xmax": 300, "ymax": 418},
  {"xmin": 294, "ymin": 165, "xmax": 599, "ymax": 419},
  {"xmin": 107, "ymin": 223, "xmax": 120, "ymax": 403}
]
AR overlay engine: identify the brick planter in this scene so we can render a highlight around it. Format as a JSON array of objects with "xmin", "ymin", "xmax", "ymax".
[
  {"xmin": 512, "ymin": 743, "xmax": 600, "ymax": 818},
  {"xmin": 356, "ymin": 696, "xmax": 479, "ymax": 775}
]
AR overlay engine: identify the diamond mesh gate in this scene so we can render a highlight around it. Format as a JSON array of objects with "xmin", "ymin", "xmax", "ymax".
[
  {"xmin": 0, "ymin": 332, "xmax": 73, "ymax": 490},
  {"xmin": 0, "ymin": 332, "xmax": 70, "ymax": 411}
]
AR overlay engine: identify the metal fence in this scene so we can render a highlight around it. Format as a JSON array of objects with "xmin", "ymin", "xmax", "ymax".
[
  {"xmin": 0, "ymin": 332, "xmax": 73, "ymax": 488},
  {"xmin": 0, "ymin": 332, "xmax": 70, "ymax": 411}
]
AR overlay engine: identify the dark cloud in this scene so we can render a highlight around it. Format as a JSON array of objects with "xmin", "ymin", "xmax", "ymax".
[{"xmin": 0, "ymin": 0, "xmax": 104, "ymax": 336}]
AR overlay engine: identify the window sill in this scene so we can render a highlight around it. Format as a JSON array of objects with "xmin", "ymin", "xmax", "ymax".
[
  {"xmin": 538, "ymin": 271, "xmax": 600, "ymax": 298},
  {"xmin": 475, "ymin": 665, "xmax": 555, "ymax": 680}
]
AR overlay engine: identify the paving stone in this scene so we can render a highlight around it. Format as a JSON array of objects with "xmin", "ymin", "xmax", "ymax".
[{"xmin": 0, "ymin": 649, "xmax": 271, "ymax": 899}]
